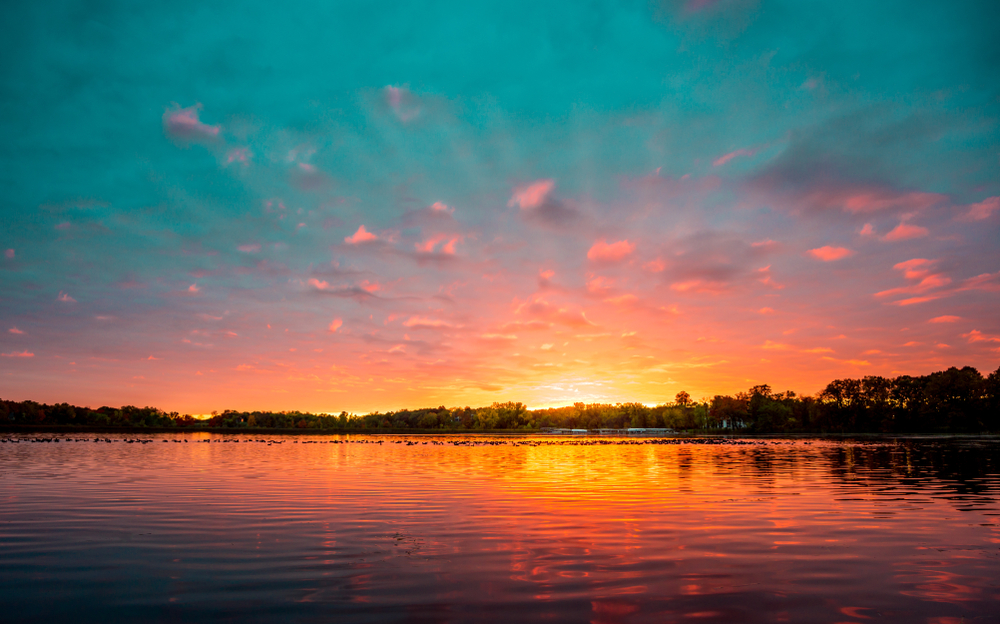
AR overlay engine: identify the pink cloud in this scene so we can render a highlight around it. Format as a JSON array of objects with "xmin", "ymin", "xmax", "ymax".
[
  {"xmin": 514, "ymin": 298, "xmax": 594, "ymax": 327},
  {"xmin": 430, "ymin": 201, "xmax": 454, "ymax": 214},
  {"xmin": 859, "ymin": 223, "xmax": 875, "ymax": 237},
  {"xmin": 841, "ymin": 190, "xmax": 945, "ymax": 213},
  {"xmin": 402, "ymin": 316, "xmax": 455, "ymax": 329},
  {"xmin": 415, "ymin": 233, "xmax": 461, "ymax": 255},
  {"xmin": 508, "ymin": 179, "xmax": 555, "ymax": 210},
  {"xmin": 225, "ymin": 147, "xmax": 251, "ymax": 165},
  {"xmin": 291, "ymin": 162, "xmax": 330, "ymax": 191},
  {"xmin": 670, "ymin": 279, "xmax": 728, "ymax": 294},
  {"xmin": 1, "ymin": 350, "xmax": 33, "ymax": 358},
  {"xmin": 961, "ymin": 196, "xmax": 1000, "ymax": 221},
  {"xmin": 55, "ymin": 221, "xmax": 70, "ymax": 230},
  {"xmin": 876, "ymin": 259, "xmax": 951, "ymax": 299},
  {"xmin": 587, "ymin": 239, "xmax": 635, "ymax": 262},
  {"xmin": 187, "ymin": 284, "xmax": 201, "ymax": 294},
  {"xmin": 587, "ymin": 276, "xmax": 614, "ymax": 294},
  {"xmin": 163, "ymin": 103, "xmax": 220, "ymax": 142},
  {"xmin": 358, "ymin": 280, "xmax": 381, "ymax": 293},
  {"xmin": 604, "ymin": 294, "xmax": 638, "ymax": 306},
  {"xmin": 9, "ymin": 327, "xmax": 23, "ymax": 334},
  {"xmin": 929, "ymin": 315, "xmax": 961, "ymax": 323},
  {"xmin": 4, "ymin": 249, "xmax": 13, "ymax": 259},
  {"xmin": 385, "ymin": 86, "xmax": 421, "ymax": 122},
  {"xmin": 328, "ymin": 318, "xmax": 343, "ymax": 333},
  {"xmin": 757, "ymin": 265, "xmax": 784, "ymax": 289},
  {"xmin": 894, "ymin": 258, "xmax": 935, "ymax": 280},
  {"xmin": 57, "ymin": 291, "xmax": 76, "ymax": 303},
  {"xmin": 957, "ymin": 271, "xmax": 1000, "ymax": 292},
  {"xmin": 643, "ymin": 258, "xmax": 667, "ymax": 273},
  {"xmin": 237, "ymin": 243, "xmax": 261, "ymax": 253},
  {"xmin": 962, "ymin": 330, "xmax": 1000, "ymax": 344},
  {"xmin": 783, "ymin": 186, "xmax": 947, "ymax": 214},
  {"xmin": 892, "ymin": 296, "xmax": 940, "ymax": 306},
  {"xmin": 344, "ymin": 225, "xmax": 379, "ymax": 245},
  {"xmin": 882, "ymin": 220, "xmax": 928, "ymax": 241},
  {"xmin": 807, "ymin": 246, "xmax": 853, "ymax": 261},
  {"xmin": 307, "ymin": 278, "xmax": 330, "ymax": 290},
  {"xmin": 713, "ymin": 148, "xmax": 757, "ymax": 167}
]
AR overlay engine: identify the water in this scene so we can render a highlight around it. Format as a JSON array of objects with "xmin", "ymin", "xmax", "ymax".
[{"xmin": 2, "ymin": 434, "xmax": 999, "ymax": 623}]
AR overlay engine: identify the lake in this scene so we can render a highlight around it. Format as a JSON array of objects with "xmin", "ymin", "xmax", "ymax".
[{"xmin": 2, "ymin": 433, "xmax": 999, "ymax": 623}]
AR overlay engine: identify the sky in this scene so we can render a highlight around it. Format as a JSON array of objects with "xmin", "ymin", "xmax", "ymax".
[{"xmin": 1, "ymin": 0, "xmax": 998, "ymax": 414}]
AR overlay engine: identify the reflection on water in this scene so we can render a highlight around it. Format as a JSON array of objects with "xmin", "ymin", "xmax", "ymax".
[{"xmin": 1, "ymin": 435, "xmax": 998, "ymax": 623}]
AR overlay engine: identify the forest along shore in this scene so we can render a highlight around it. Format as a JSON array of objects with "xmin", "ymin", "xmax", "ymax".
[{"xmin": 2, "ymin": 364, "xmax": 999, "ymax": 434}]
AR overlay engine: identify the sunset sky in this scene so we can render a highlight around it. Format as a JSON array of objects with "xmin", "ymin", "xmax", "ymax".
[{"xmin": 1, "ymin": 0, "xmax": 998, "ymax": 414}]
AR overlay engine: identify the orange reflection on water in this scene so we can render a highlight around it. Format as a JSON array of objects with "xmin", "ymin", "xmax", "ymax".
[{"xmin": 2, "ymin": 434, "xmax": 1000, "ymax": 623}]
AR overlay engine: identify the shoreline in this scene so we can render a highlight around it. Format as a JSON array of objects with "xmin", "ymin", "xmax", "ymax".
[{"xmin": 1, "ymin": 424, "xmax": 997, "ymax": 439}]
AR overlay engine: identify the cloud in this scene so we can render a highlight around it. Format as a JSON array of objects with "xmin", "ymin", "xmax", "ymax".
[
  {"xmin": 928, "ymin": 315, "xmax": 961, "ymax": 323},
  {"xmin": 415, "ymin": 233, "xmax": 460, "ymax": 255},
  {"xmin": 162, "ymin": 103, "xmax": 220, "ymax": 143},
  {"xmin": 960, "ymin": 196, "xmax": 1000, "ymax": 221},
  {"xmin": 509, "ymin": 180, "xmax": 580, "ymax": 227},
  {"xmin": 328, "ymin": 318, "xmax": 343, "ymax": 333},
  {"xmin": 480, "ymin": 333, "xmax": 517, "ymax": 341},
  {"xmin": 4, "ymin": 249, "xmax": 12, "ymax": 259},
  {"xmin": 808, "ymin": 246, "xmax": 853, "ymax": 261},
  {"xmin": 876, "ymin": 259, "xmax": 950, "ymax": 300},
  {"xmin": 187, "ymin": 284, "xmax": 201, "ymax": 294},
  {"xmin": 290, "ymin": 162, "xmax": 330, "ymax": 191},
  {"xmin": 344, "ymin": 225, "xmax": 379, "ymax": 245},
  {"xmin": 8, "ymin": 327, "xmax": 24, "ymax": 334},
  {"xmin": 237, "ymin": 243, "xmax": 261, "ymax": 253},
  {"xmin": 882, "ymin": 219, "xmax": 928, "ymax": 241},
  {"xmin": 57, "ymin": 291, "xmax": 76, "ymax": 302},
  {"xmin": 514, "ymin": 298, "xmax": 594, "ymax": 328},
  {"xmin": 670, "ymin": 279, "xmax": 729, "ymax": 294},
  {"xmin": 956, "ymin": 271, "xmax": 1000, "ymax": 292},
  {"xmin": 509, "ymin": 179, "xmax": 555, "ymax": 210},
  {"xmin": 402, "ymin": 316, "xmax": 456, "ymax": 329},
  {"xmin": 385, "ymin": 85, "xmax": 421, "ymax": 122},
  {"xmin": 1, "ymin": 350, "xmax": 33, "ymax": 358},
  {"xmin": 713, "ymin": 148, "xmax": 757, "ymax": 167},
  {"xmin": 962, "ymin": 330, "xmax": 1000, "ymax": 344},
  {"xmin": 587, "ymin": 239, "xmax": 635, "ymax": 262},
  {"xmin": 860, "ymin": 223, "xmax": 875, "ymax": 237},
  {"xmin": 225, "ymin": 147, "xmax": 251, "ymax": 166},
  {"xmin": 398, "ymin": 201, "xmax": 458, "ymax": 229}
]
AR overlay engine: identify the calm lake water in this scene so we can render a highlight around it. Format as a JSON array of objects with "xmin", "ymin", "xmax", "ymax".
[{"xmin": 2, "ymin": 434, "xmax": 999, "ymax": 623}]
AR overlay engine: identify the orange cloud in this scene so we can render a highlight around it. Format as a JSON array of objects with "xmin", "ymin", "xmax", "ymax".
[
  {"xmin": 328, "ymin": 318, "xmax": 343, "ymax": 333},
  {"xmin": 587, "ymin": 239, "xmax": 635, "ymax": 262},
  {"xmin": 808, "ymin": 246, "xmax": 853, "ymax": 261}
]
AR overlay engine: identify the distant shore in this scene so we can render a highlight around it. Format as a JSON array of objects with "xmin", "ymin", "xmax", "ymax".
[{"xmin": 2, "ymin": 424, "xmax": 997, "ymax": 439}]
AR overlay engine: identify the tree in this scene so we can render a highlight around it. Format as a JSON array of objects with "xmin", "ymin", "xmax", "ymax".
[{"xmin": 675, "ymin": 391, "xmax": 691, "ymax": 407}]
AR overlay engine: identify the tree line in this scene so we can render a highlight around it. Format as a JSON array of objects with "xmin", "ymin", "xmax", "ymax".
[{"xmin": 2, "ymin": 365, "xmax": 998, "ymax": 433}]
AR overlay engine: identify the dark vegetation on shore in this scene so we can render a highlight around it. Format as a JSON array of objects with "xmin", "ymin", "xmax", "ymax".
[{"xmin": 3, "ymin": 365, "xmax": 999, "ymax": 434}]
